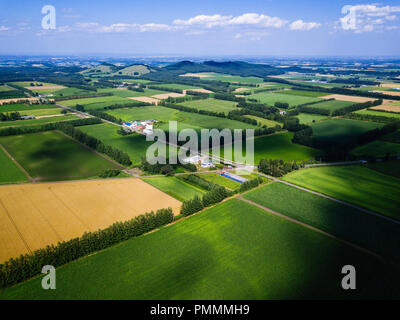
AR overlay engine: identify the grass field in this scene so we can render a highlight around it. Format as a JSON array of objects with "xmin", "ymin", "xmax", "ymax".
[
  {"xmin": 1, "ymin": 198, "xmax": 397, "ymax": 299},
  {"xmin": 59, "ymin": 96, "xmax": 132, "ymax": 110},
  {"xmin": 305, "ymin": 99, "xmax": 355, "ymax": 113},
  {"xmin": 106, "ymin": 106, "xmax": 177, "ymax": 122},
  {"xmin": 0, "ymin": 179, "xmax": 181, "ymax": 263},
  {"xmin": 199, "ymin": 172, "xmax": 241, "ymax": 190},
  {"xmin": 178, "ymin": 98, "xmax": 238, "ymax": 115},
  {"xmin": 18, "ymin": 108, "xmax": 64, "ymax": 117},
  {"xmin": 142, "ymin": 176, "xmax": 206, "ymax": 201},
  {"xmin": 244, "ymin": 115, "xmax": 282, "ymax": 127},
  {"xmin": 97, "ymin": 88, "xmax": 167, "ymax": 98},
  {"xmin": 296, "ymin": 113, "xmax": 329, "ymax": 124},
  {"xmin": 311, "ymin": 118, "xmax": 383, "ymax": 145},
  {"xmin": 151, "ymin": 83, "xmax": 202, "ymax": 91},
  {"xmin": 355, "ymin": 109, "xmax": 400, "ymax": 119},
  {"xmin": 198, "ymin": 73, "xmax": 264, "ymax": 84},
  {"xmin": 0, "ymin": 85, "xmax": 13, "ymax": 92},
  {"xmin": 366, "ymin": 160, "xmax": 400, "ymax": 179},
  {"xmin": 0, "ymin": 103, "xmax": 57, "ymax": 112},
  {"xmin": 79, "ymin": 123, "xmax": 153, "ymax": 166},
  {"xmin": 243, "ymin": 182, "xmax": 400, "ymax": 261},
  {"xmin": 0, "ymin": 114, "xmax": 78, "ymax": 128},
  {"xmin": 0, "ymin": 131, "xmax": 118, "ymax": 181},
  {"xmin": 0, "ymin": 146, "xmax": 28, "ymax": 184},
  {"xmin": 351, "ymin": 140, "xmax": 400, "ymax": 158},
  {"xmin": 282, "ymin": 165, "xmax": 400, "ymax": 219},
  {"xmin": 247, "ymin": 92, "xmax": 322, "ymax": 107},
  {"xmin": 279, "ymin": 90, "xmax": 329, "ymax": 97}
]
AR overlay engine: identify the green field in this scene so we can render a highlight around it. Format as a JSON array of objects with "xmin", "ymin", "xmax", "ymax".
[
  {"xmin": 18, "ymin": 108, "xmax": 64, "ymax": 117},
  {"xmin": 106, "ymin": 106, "xmax": 178, "ymax": 122},
  {"xmin": 0, "ymin": 85, "xmax": 13, "ymax": 92},
  {"xmin": 198, "ymin": 73, "xmax": 264, "ymax": 84},
  {"xmin": 178, "ymin": 98, "xmax": 238, "ymax": 115},
  {"xmin": 351, "ymin": 140, "xmax": 400, "ymax": 158},
  {"xmin": 97, "ymin": 88, "xmax": 167, "ymax": 98},
  {"xmin": 142, "ymin": 176, "xmax": 206, "ymax": 201},
  {"xmin": 0, "ymin": 146, "xmax": 28, "ymax": 184},
  {"xmin": 213, "ymin": 132, "xmax": 319, "ymax": 164},
  {"xmin": 199, "ymin": 172, "xmax": 241, "ymax": 190},
  {"xmin": 283, "ymin": 165, "xmax": 400, "ymax": 219},
  {"xmin": 244, "ymin": 115, "xmax": 282, "ymax": 127},
  {"xmin": 381, "ymin": 129, "xmax": 400, "ymax": 144},
  {"xmin": 79, "ymin": 123, "xmax": 153, "ymax": 166},
  {"xmin": 59, "ymin": 96, "xmax": 132, "ymax": 110},
  {"xmin": 0, "ymin": 103, "xmax": 57, "ymax": 112},
  {"xmin": 279, "ymin": 90, "xmax": 329, "ymax": 97},
  {"xmin": 0, "ymin": 114, "xmax": 78, "ymax": 128},
  {"xmin": 355, "ymin": 109, "xmax": 400, "ymax": 119},
  {"xmin": 305, "ymin": 99, "xmax": 355, "ymax": 113},
  {"xmin": 243, "ymin": 182, "xmax": 400, "ymax": 261},
  {"xmin": 2, "ymin": 198, "xmax": 397, "ymax": 300},
  {"xmin": 151, "ymin": 83, "xmax": 202, "ymax": 91},
  {"xmin": 50, "ymin": 87, "xmax": 94, "ymax": 98},
  {"xmin": 247, "ymin": 92, "xmax": 322, "ymax": 107},
  {"xmin": 311, "ymin": 118, "xmax": 383, "ymax": 145},
  {"xmin": 0, "ymin": 131, "xmax": 118, "ymax": 181},
  {"xmin": 296, "ymin": 113, "xmax": 329, "ymax": 124}
]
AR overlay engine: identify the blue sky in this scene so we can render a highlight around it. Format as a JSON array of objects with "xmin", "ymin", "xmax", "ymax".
[{"xmin": 0, "ymin": 0, "xmax": 399, "ymax": 56}]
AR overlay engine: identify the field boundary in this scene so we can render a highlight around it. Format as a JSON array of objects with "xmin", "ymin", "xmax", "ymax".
[{"xmin": 238, "ymin": 196, "xmax": 384, "ymax": 261}]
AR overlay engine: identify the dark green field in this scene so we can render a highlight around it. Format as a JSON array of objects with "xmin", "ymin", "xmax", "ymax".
[
  {"xmin": 305, "ymin": 99, "xmax": 355, "ymax": 113},
  {"xmin": 0, "ymin": 147, "xmax": 28, "ymax": 184},
  {"xmin": 351, "ymin": 140, "xmax": 400, "ymax": 158},
  {"xmin": 0, "ymin": 131, "xmax": 118, "ymax": 181},
  {"xmin": 283, "ymin": 165, "xmax": 400, "ymax": 219},
  {"xmin": 243, "ymin": 182, "xmax": 400, "ymax": 261},
  {"xmin": 366, "ymin": 160, "xmax": 400, "ymax": 179},
  {"xmin": 311, "ymin": 118, "xmax": 383, "ymax": 145},
  {"xmin": 1, "ymin": 199, "xmax": 397, "ymax": 300}
]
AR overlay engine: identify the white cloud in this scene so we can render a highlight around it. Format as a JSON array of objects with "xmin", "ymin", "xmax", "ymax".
[
  {"xmin": 289, "ymin": 20, "xmax": 321, "ymax": 31},
  {"xmin": 0, "ymin": 26, "xmax": 10, "ymax": 31},
  {"xmin": 75, "ymin": 22, "xmax": 172, "ymax": 33},
  {"xmin": 174, "ymin": 13, "xmax": 287, "ymax": 29},
  {"xmin": 339, "ymin": 4, "xmax": 400, "ymax": 33}
]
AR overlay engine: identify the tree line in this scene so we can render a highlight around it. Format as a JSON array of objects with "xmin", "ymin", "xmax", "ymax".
[
  {"xmin": 259, "ymin": 158, "xmax": 302, "ymax": 177},
  {"xmin": 0, "ymin": 207, "xmax": 174, "ymax": 288}
]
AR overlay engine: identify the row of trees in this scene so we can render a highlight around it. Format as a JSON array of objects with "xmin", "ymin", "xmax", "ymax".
[
  {"xmin": 258, "ymin": 158, "xmax": 302, "ymax": 177},
  {"xmin": 99, "ymin": 169, "xmax": 122, "ymax": 178},
  {"xmin": 177, "ymin": 174, "xmax": 217, "ymax": 191},
  {"xmin": 181, "ymin": 186, "xmax": 231, "ymax": 216},
  {"xmin": 239, "ymin": 177, "xmax": 264, "ymax": 193},
  {"xmin": 88, "ymin": 110, "xmax": 122, "ymax": 124},
  {"xmin": 58, "ymin": 123, "xmax": 131, "ymax": 166},
  {"xmin": 344, "ymin": 112, "xmax": 398, "ymax": 124},
  {"xmin": 331, "ymin": 99, "xmax": 382, "ymax": 116},
  {"xmin": 0, "ymin": 207, "xmax": 174, "ymax": 288},
  {"xmin": 0, "ymin": 112, "xmax": 21, "ymax": 122},
  {"xmin": 140, "ymin": 157, "xmax": 197, "ymax": 175},
  {"xmin": 54, "ymin": 93, "xmax": 112, "ymax": 101}
]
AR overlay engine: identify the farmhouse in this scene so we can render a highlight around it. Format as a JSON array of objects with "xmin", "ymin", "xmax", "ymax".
[
  {"xmin": 20, "ymin": 115, "xmax": 35, "ymax": 120},
  {"xmin": 279, "ymin": 110, "xmax": 286, "ymax": 115}
]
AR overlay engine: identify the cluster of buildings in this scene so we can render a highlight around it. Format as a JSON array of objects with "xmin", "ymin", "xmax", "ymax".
[
  {"xmin": 122, "ymin": 120, "xmax": 156, "ymax": 135},
  {"xmin": 182, "ymin": 155, "xmax": 216, "ymax": 168}
]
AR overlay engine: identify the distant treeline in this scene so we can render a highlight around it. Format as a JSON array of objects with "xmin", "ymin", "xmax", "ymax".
[
  {"xmin": 54, "ymin": 93, "xmax": 112, "ymax": 101},
  {"xmin": 0, "ymin": 207, "xmax": 173, "ymax": 288},
  {"xmin": 88, "ymin": 110, "xmax": 122, "ymax": 124}
]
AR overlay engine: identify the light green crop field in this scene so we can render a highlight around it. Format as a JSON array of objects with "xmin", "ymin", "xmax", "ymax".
[
  {"xmin": 0, "ymin": 114, "xmax": 78, "ymax": 128},
  {"xmin": 279, "ymin": 90, "xmax": 330, "ymax": 97},
  {"xmin": 51, "ymin": 87, "xmax": 94, "ymax": 97},
  {"xmin": 0, "ymin": 85, "xmax": 13, "ymax": 92},
  {"xmin": 355, "ymin": 109, "xmax": 400, "ymax": 119},
  {"xmin": 59, "ymin": 96, "xmax": 132, "ymax": 110},
  {"xmin": 18, "ymin": 108, "xmax": 63, "ymax": 117},
  {"xmin": 296, "ymin": 113, "xmax": 329, "ymax": 124},
  {"xmin": 310, "ymin": 118, "xmax": 383, "ymax": 145},
  {"xmin": 79, "ymin": 123, "xmax": 153, "ymax": 166},
  {"xmin": 97, "ymin": 88, "xmax": 167, "ymax": 98},
  {"xmin": 0, "ymin": 131, "xmax": 118, "ymax": 181},
  {"xmin": 106, "ymin": 106, "xmax": 178, "ymax": 122},
  {"xmin": 142, "ymin": 176, "xmax": 206, "ymax": 201},
  {"xmin": 0, "ymin": 146, "xmax": 28, "ymax": 184},
  {"xmin": 178, "ymin": 98, "xmax": 238, "ymax": 115},
  {"xmin": 1, "ymin": 198, "xmax": 397, "ymax": 300},
  {"xmin": 211, "ymin": 132, "xmax": 319, "ymax": 165},
  {"xmin": 305, "ymin": 99, "xmax": 355, "ymax": 113},
  {"xmin": 199, "ymin": 172, "xmax": 241, "ymax": 190},
  {"xmin": 0, "ymin": 104, "xmax": 57, "ymax": 112},
  {"xmin": 244, "ymin": 115, "xmax": 282, "ymax": 127},
  {"xmin": 198, "ymin": 72, "xmax": 264, "ymax": 84},
  {"xmin": 282, "ymin": 165, "xmax": 400, "ymax": 219},
  {"xmin": 247, "ymin": 92, "xmax": 322, "ymax": 107},
  {"xmin": 351, "ymin": 140, "xmax": 400, "ymax": 158},
  {"xmin": 151, "ymin": 83, "xmax": 202, "ymax": 91},
  {"xmin": 366, "ymin": 160, "xmax": 400, "ymax": 179},
  {"xmin": 9, "ymin": 81, "xmax": 57, "ymax": 87},
  {"xmin": 243, "ymin": 182, "xmax": 400, "ymax": 261}
]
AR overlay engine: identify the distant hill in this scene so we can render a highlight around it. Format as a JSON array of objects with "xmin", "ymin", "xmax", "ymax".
[
  {"xmin": 81, "ymin": 62, "xmax": 119, "ymax": 74},
  {"xmin": 81, "ymin": 63, "xmax": 154, "ymax": 76}
]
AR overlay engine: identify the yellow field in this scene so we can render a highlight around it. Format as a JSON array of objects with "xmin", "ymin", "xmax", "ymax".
[
  {"xmin": 0, "ymin": 178, "xmax": 181, "ymax": 262},
  {"xmin": 128, "ymin": 96, "xmax": 160, "ymax": 105},
  {"xmin": 321, "ymin": 94, "xmax": 376, "ymax": 103},
  {"xmin": 151, "ymin": 92, "xmax": 185, "ymax": 99},
  {"xmin": 24, "ymin": 85, "xmax": 66, "ymax": 90}
]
